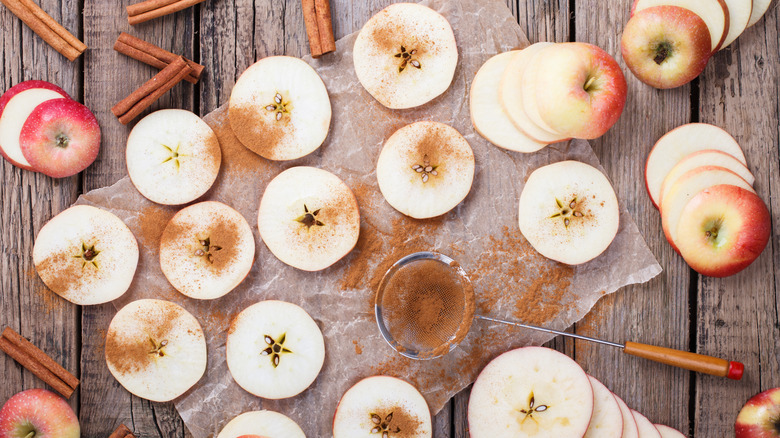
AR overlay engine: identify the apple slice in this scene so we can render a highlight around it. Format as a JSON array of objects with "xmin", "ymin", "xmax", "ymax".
[
  {"xmin": 217, "ymin": 411, "xmax": 305, "ymax": 438},
  {"xmin": 632, "ymin": 0, "xmax": 730, "ymax": 52},
  {"xmin": 226, "ymin": 300, "xmax": 325, "ymax": 399},
  {"xmin": 719, "ymin": 0, "xmax": 753, "ymax": 48},
  {"xmin": 735, "ymin": 387, "xmax": 780, "ymax": 438},
  {"xmin": 126, "ymin": 109, "xmax": 221, "ymax": 205},
  {"xmin": 747, "ymin": 0, "xmax": 772, "ymax": 26},
  {"xmin": 258, "ymin": 166, "xmax": 360, "ymax": 271},
  {"xmin": 229, "ymin": 56, "xmax": 331, "ymax": 161},
  {"xmin": 676, "ymin": 185, "xmax": 770, "ymax": 277},
  {"xmin": 632, "ymin": 410, "xmax": 662, "ymax": 437},
  {"xmin": 160, "ymin": 201, "xmax": 255, "ymax": 300},
  {"xmin": 33, "ymin": 205, "xmax": 139, "ymax": 305},
  {"xmin": 105, "ymin": 299, "xmax": 207, "ymax": 402},
  {"xmin": 0, "ymin": 83, "xmax": 70, "ymax": 171},
  {"xmin": 660, "ymin": 166, "xmax": 754, "ymax": 250},
  {"xmin": 613, "ymin": 393, "xmax": 640, "ymax": 438},
  {"xmin": 655, "ymin": 424, "xmax": 687, "ymax": 437},
  {"xmin": 376, "ymin": 121, "xmax": 475, "ymax": 219},
  {"xmin": 645, "ymin": 123, "xmax": 746, "ymax": 208},
  {"xmin": 499, "ymin": 42, "xmax": 568, "ymax": 144},
  {"xmin": 333, "ymin": 376, "xmax": 432, "ymax": 438},
  {"xmin": 352, "ymin": 3, "xmax": 458, "ymax": 109},
  {"xmin": 584, "ymin": 376, "xmax": 624, "ymax": 438},
  {"xmin": 0, "ymin": 389, "xmax": 79, "ymax": 438},
  {"xmin": 518, "ymin": 160, "xmax": 620, "ymax": 265},
  {"xmin": 659, "ymin": 149, "xmax": 754, "ymax": 205},
  {"xmin": 468, "ymin": 346, "xmax": 594, "ymax": 437},
  {"xmin": 470, "ymin": 51, "xmax": 548, "ymax": 153}
]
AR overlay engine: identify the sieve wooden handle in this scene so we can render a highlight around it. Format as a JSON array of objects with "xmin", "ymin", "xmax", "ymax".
[{"xmin": 623, "ymin": 342, "xmax": 743, "ymax": 380}]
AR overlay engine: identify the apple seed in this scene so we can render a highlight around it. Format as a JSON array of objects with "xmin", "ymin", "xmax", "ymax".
[
  {"xmin": 260, "ymin": 333, "xmax": 293, "ymax": 368},
  {"xmin": 517, "ymin": 392, "xmax": 550, "ymax": 425},
  {"xmin": 265, "ymin": 92, "xmax": 292, "ymax": 121},
  {"xmin": 295, "ymin": 204, "xmax": 325, "ymax": 229},
  {"xmin": 192, "ymin": 236, "xmax": 223, "ymax": 263},
  {"xmin": 73, "ymin": 242, "xmax": 101, "ymax": 269},
  {"xmin": 161, "ymin": 143, "xmax": 186, "ymax": 172},
  {"xmin": 368, "ymin": 411, "xmax": 402, "ymax": 436},
  {"xmin": 549, "ymin": 196, "xmax": 587, "ymax": 228},
  {"xmin": 411, "ymin": 154, "xmax": 438, "ymax": 183},
  {"xmin": 395, "ymin": 46, "xmax": 422, "ymax": 73}
]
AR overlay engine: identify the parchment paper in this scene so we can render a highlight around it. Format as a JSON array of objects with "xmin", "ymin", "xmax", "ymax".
[{"xmin": 78, "ymin": 0, "xmax": 661, "ymax": 436}]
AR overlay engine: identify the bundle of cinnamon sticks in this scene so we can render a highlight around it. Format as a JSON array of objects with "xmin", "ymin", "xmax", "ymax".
[
  {"xmin": 0, "ymin": 0, "xmax": 86, "ymax": 61},
  {"xmin": 112, "ymin": 56, "xmax": 193, "ymax": 125},
  {"xmin": 108, "ymin": 424, "xmax": 137, "ymax": 438},
  {"xmin": 302, "ymin": 0, "xmax": 336, "ymax": 57},
  {"xmin": 126, "ymin": 0, "xmax": 207, "ymax": 25}
]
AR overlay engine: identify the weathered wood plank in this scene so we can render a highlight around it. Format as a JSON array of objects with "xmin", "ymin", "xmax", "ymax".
[
  {"xmin": 695, "ymin": 8, "xmax": 780, "ymax": 436},
  {"xmin": 0, "ymin": 0, "xmax": 81, "ymax": 416}
]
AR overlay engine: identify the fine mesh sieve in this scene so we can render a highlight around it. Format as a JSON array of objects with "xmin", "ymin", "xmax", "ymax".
[{"xmin": 374, "ymin": 252, "xmax": 745, "ymax": 379}]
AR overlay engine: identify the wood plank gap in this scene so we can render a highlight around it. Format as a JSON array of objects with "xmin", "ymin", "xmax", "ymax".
[
  {"xmin": 689, "ymin": 76, "xmax": 700, "ymax": 123},
  {"xmin": 687, "ymin": 268, "xmax": 698, "ymax": 436},
  {"xmin": 568, "ymin": 0, "xmax": 575, "ymax": 42},
  {"xmin": 193, "ymin": 2, "xmax": 201, "ymax": 115}
]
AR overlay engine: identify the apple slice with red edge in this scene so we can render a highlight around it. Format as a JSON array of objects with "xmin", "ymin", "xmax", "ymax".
[
  {"xmin": 0, "ymin": 81, "xmax": 70, "ymax": 171},
  {"xmin": 719, "ymin": 0, "xmax": 753, "ymax": 48},
  {"xmin": 748, "ymin": 0, "xmax": 773, "ymax": 26},
  {"xmin": 613, "ymin": 392, "xmax": 640, "ymax": 438},
  {"xmin": 0, "ymin": 389, "xmax": 79, "ymax": 438},
  {"xmin": 584, "ymin": 375, "xmax": 623, "ymax": 438},
  {"xmin": 659, "ymin": 149, "xmax": 754, "ymax": 205},
  {"xmin": 735, "ymin": 387, "xmax": 780, "ymax": 438},
  {"xmin": 655, "ymin": 424, "xmax": 687, "ymax": 437},
  {"xmin": 20, "ymin": 98, "xmax": 100, "ymax": 178},
  {"xmin": 632, "ymin": 0, "xmax": 730, "ymax": 52},
  {"xmin": 645, "ymin": 123, "xmax": 746, "ymax": 208},
  {"xmin": 676, "ymin": 184, "xmax": 770, "ymax": 277},
  {"xmin": 217, "ymin": 411, "xmax": 305, "ymax": 438},
  {"xmin": 660, "ymin": 166, "xmax": 754, "ymax": 251},
  {"xmin": 632, "ymin": 410, "xmax": 662, "ymax": 437}
]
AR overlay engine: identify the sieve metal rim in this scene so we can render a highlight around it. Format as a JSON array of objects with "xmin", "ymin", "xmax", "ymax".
[{"xmin": 375, "ymin": 251, "xmax": 475, "ymax": 360}]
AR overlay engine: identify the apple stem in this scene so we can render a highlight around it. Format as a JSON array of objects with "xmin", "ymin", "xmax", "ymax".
[
  {"xmin": 24, "ymin": 431, "xmax": 35, "ymax": 438},
  {"xmin": 583, "ymin": 76, "xmax": 596, "ymax": 91},
  {"xmin": 654, "ymin": 43, "xmax": 671, "ymax": 65}
]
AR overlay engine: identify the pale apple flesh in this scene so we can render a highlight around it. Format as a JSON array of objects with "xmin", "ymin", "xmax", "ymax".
[
  {"xmin": 676, "ymin": 184, "xmax": 770, "ymax": 277},
  {"xmin": 613, "ymin": 392, "xmax": 640, "ymax": 438},
  {"xmin": 736, "ymin": 387, "xmax": 780, "ymax": 438},
  {"xmin": 632, "ymin": 409, "xmax": 662, "ymax": 438},
  {"xmin": 217, "ymin": 411, "xmax": 305, "ymax": 438},
  {"xmin": 621, "ymin": 6, "xmax": 712, "ymax": 89},
  {"xmin": 659, "ymin": 149, "xmax": 754, "ymax": 205},
  {"xmin": 655, "ymin": 424, "xmax": 687, "ymax": 437},
  {"xmin": 0, "ymin": 389, "xmax": 80, "ymax": 438}
]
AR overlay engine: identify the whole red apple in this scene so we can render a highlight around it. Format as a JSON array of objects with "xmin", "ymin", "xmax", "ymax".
[
  {"xmin": 0, "ymin": 389, "xmax": 79, "ymax": 438},
  {"xmin": 736, "ymin": 387, "xmax": 780, "ymax": 438}
]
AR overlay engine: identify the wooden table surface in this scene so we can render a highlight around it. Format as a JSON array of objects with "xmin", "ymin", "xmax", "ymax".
[{"xmin": 1, "ymin": 0, "xmax": 778, "ymax": 436}]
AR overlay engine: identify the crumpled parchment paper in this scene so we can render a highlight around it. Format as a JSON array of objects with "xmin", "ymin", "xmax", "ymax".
[{"xmin": 78, "ymin": 0, "xmax": 661, "ymax": 436}]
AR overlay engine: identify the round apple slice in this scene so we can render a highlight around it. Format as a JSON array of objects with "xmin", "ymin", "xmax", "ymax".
[
  {"xmin": 126, "ymin": 109, "xmax": 221, "ymax": 205},
  {"xmin": 160, "ymin": 201, "xmax": 255, "ymax": 300},
  {"xmin": 613, "ymin": 392, "xmax": 640, "ymax": 438},
  {"xmin": 655, "ymin": 424, "xmax": 687, "ymax": 437},
  {"xmin": 660, "ymin": 166, "xmax": 754, "ymax": 250},
  {"xmin": 333, "ymin": 376, "xmax": 432, "ymax": 438},
  {"xmin": 353, "ymin": 3, "xmax": 457, "ymax": 109},
  {"xmin": 32, "ymin": 205, "xmax": 139, "ymax": 305},
  {"xmin": 719, "ymin": 0, "xmax": 754, "ymax": 48},
  {"xmin": 676, "ymin": 185, "xmax": 770, "ymax": 277},
  {"xmin": 632, "ymin": 410, "xmax": 662, "ymax": 438},
  {"xmin": 631, "ymin": 0, "xmax": 729, "ymax": 52},
  {"xmin": 217, "ymin": 411, "xmax": 305, "ymax": 438},
  {"xmin": 258, "ymin": 166, "xmax": 360, "ymax": 271},
  {"xmin": 468, "ymin": 346, "xmax": 593, "ymax": 438},
  {"xmin": 229, "ymin": 56, "xmax": 331, "ymax": 161},
  {"xmin": 376, "ymin": 121, "xmax": 475, "ymax": 219},
  {"xmin": 105, "ymin": 299, "xmax": 207, "ymax": 402},
  {"xmin": 584, "ymin": 376, "xmax": 623, "ymax": 438},
  {"xmin": 470, "ymin": 51, "xmax": 547, "ymax": 153},
  {"xmin": 748, "ymin": 0, "xmax": 772, "ymax": 26},
  {"xmin": 226, "ymin": 300, "xmax": 325, "ymax": 399},
  {"xmin": 0, "ymin": 81, "xmax": 70, "ymax": 171},
  {"xmin": 518, "ymin": 160, "xmax": 620, "ymax": 265},
  {"xmin": 499, "ymin": 43, "xmax": 568, "ymax": 144},
  {"xmin": 659, "ymin": 149, "xmax": 754, "ymax": 205},
  {"xmin": 645, "ymin": 123, "xmax": 746, "ymax": 208}
]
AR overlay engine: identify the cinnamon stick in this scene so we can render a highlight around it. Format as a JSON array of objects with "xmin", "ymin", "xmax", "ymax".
[
  {"xmin": 314, "ymin": 0, "xmax": 336, "ymax": 53},
  {"xmin": 108, "ymin": 424, "xmax": 136, "ymax": 438},
  {"xmin": 0, "ymin": 327, "xmax": 79, "ymax": 398},
  {"xmin": 301, "ymin": 0, "xmax": 323, "ymax": 57},
  {"xmin": 126, "ymin": 0, "xmax": 207, "ymax": 25},
  {"xmin": 114, "ymin": 32, "xmax": 203, "ymax": 84},
  {"xmin": 112, "ymin": 56, "xmax": 192, "ymax": 125},
  {"xmin": 0, "ymin": 0, "xmax": 86, "ymax": 61}
]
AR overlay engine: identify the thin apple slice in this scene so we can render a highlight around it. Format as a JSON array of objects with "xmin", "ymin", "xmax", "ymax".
[
  {"xmin": 645, "ymin": 123, "xmax": 746, "ymax": 208},
  {"xmin": 470, "ymin": 51, "xmax": 547, "ymax": 153},
  {"xmin": 468, "ymin": 346, "xmax": 594, "ymax": 437},
  {"xmin": 660, "ymin": 166, "xmax": 754, "ymax": 250},
  {"xmin": 720, "ymin": 0, "xmax": 753, "ymax": 48},
  {"xmin": 499, "ymin": 43, "xmax": 569, "ymax": 144},
  {"xmin": 333, "ymin": 376, "xmax": 433, "ymax": 438},
  {"xmin": 584, "ymin": 376, "xmax": 623, "ymax": 438},
  {"xmin": 748, "ymin": 0, "xmax": 772, "ymax": 26},
  {"xmin": 655, "ymin": 424, "xmax": 687, "ymax": 437},
  {"xmin": 519, "ymin": 46, "xmax": 568, "ymax": 136},
  {"xmin": 613, "ymin": 392, "xmax": 640, "ymax": 438},
  {"xmin": 659, "ymin": 149, "xmax": 754, "ymax": 205},
  {"xmin": 217, "ymin": 411, "xmax": 305, "ymax": 438},
  {"xmin": 632, "ymin": 0, "xmax": 730, "ymax": 51},
  {"xmin": 632, "ymin": 410, "xmax": 662, "ymax": 437}
]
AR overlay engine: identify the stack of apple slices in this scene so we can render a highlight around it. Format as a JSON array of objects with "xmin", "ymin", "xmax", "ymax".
[
  {"xmin": 645, "ymin": 123, "xmax": 771, "ymax": 277},
  {"xmin": 622, "ymin": 0, "xmax": 773, "ymax": 89},
  {"xmin": 0, "ymin": 80, "xmax": 100, "ymax": 177},
  {"xmin": 467, "ymin": 346, "xmax": 688, "ymax": 437},
  {"xmin": 470, "ymin": 41, "xmax": 627, "ymax": 153}
]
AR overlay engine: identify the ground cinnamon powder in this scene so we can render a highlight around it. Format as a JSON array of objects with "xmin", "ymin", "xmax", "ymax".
[
  {"xmin": 369, "ymin": 406, "xmax": 423, "ymax": 438},
  {"xmin": 136, "ymin": 204, "xmax": 176, "ymax": 250}
]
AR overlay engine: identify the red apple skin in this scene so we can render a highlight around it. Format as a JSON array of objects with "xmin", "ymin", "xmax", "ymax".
[
  {"xmin": 735, "ymin": 387, "xmax": 780, "ymax": 438},
  {"xmin": 676, "ymin": 185, "xmax": 770, "ymax": 277},
  {"xmin": 19, "ymin": 98, "xmax": 101, "ymax": 178},
  {"xmin": 621, "ymin": 6, "xmax": 712, "ymax": 89},
  {"xmin": 0, "ymin": 388, "xmax": 80, "ymax": 438}
]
